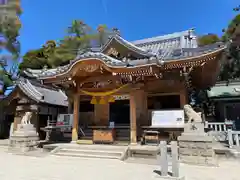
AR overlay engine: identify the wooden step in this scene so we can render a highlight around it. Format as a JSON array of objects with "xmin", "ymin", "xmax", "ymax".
[
  {"xmin": 51, "ymin": 144, "xmax": 127, "ymax": 160},
  {"xmin": 53, "ymin": 152, "xmax": 120, "ymax": 159},
  {"xmin": 77, "ymin": 139, "xmax": 93, "ymax": 145}
]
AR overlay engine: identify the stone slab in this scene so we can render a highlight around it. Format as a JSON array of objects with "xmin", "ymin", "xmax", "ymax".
[
  {"xmin": 178, "ymin": 142, "xmax": 213, "ymax": 149},
  {"xmin": 177, "ymin": 134, "xmax": 213, "ymax": 142},
  {"xmin": 179, "ymin": 148, "xmax": 214, "ymax": 157},
  {"xmin": 179, "ymin": 155, "xmax": 218, "ymax": 166}
]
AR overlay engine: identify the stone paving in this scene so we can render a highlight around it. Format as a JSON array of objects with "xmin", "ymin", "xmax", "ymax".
[{"xmin": 0, "ymin": 150, "xmax": 239, "ymax": 180}]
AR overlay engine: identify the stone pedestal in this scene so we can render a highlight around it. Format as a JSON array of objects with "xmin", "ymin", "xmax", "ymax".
[
  {"xmin": 9, "ymin": 124, "xmax": 39, "ymax": 153},
  {"xmin": 177, "ymin": 123, "xmax": 217, "ymax": 166}
]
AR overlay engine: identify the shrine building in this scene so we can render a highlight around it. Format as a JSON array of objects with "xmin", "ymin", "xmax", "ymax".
[{"xmin": 23, "ymin": 29, "xmax": 225, "ymax": 144}]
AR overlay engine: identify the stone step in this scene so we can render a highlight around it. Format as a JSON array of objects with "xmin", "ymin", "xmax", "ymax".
[
  {"xmin": 209, "ymin": 131, "xmax": 228, "ymax": 142},
  {"xmin": 51, "ymin": 144, "xmax": 126, "ymax": 160},
  {"xmin": 228, "ymin": 149, "xmax": 240, "ymax": 158},
  {"xmin": 59, "ymin": 144, "xmax": 127, "ymax": 152},
  {"xmin": 53, "ymin": 152, "xmax": 120, "ymax": 159},
  {"xmin": 0, "ymin": 145, "xmax": 8, "ymax": 151},
  {"xmin": 125, "ymin": 157, "xmax": 159, "ymax": 165},
  {"xmin": 58, "ymin": 148, "xmax": 123, "ymax": 157}
]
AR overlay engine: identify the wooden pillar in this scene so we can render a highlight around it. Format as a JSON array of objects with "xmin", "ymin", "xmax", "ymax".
[
  {"xmin": 180, "ymin": 88, "xmax": 188, "ymax": 108},
  {"xmin": 130, "ymin": 91, "xmax": 137, "ymax": 144},
  {"xmin": 72, "ymin": 94, "xmax": 80, "ymax": 142},
  {"xmin": 134, "ymin": 90, "xmax": 148, "ymax": 137},
  {"xmin": 139, "ymin": 90, "xmax": 148, "ymax": 126},
  {"xmin": 68, "ymin": 98, "xmax": 73, "ymax": 114}
]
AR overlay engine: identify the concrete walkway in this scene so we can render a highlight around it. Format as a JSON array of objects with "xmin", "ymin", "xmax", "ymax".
[{"xmin": 0, "ymin": 151, "xmax": 239, "ymax": 180}]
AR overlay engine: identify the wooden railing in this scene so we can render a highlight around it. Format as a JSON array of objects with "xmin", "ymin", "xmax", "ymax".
[
  {"xmin": 227, "ymin": 130, "xmax": 240, "ymax": 148},
  {"xmin": 205, "ymin": 121, "xmax": 233, "ymax": 132}
]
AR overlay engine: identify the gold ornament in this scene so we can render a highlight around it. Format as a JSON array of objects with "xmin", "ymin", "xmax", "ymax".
[
  {"xmin": 99, "ymin": 96, "xmax": 106, "ymax": 104},
  {"xmin": 90, "ymin": 96, "xmax": 97, "ymax": 104},
  {"xmin": 80, "ymin": 84, "xmax": 128, "ymax": 96}
]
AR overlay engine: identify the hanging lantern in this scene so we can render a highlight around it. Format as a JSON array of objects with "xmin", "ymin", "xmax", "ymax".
[
  {"xmin": 99, "ymin": 96, "xmax": 106, "ymax": 104},
  {"xmin": 108, "ymin": 96, "xmax": 115, "ymax": 103},
  {"xmin": 90, "ymin": 96, "xmax": 97, "ymax": 104}
]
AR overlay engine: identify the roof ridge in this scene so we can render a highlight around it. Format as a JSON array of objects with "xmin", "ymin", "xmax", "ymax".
[
  {"xmin": 116, "ymin": 35, "xmax": 152, "ymax": 53},
  {"xmin": 100, "ymin": 34, "xmax": 156, "ymax": 57}
]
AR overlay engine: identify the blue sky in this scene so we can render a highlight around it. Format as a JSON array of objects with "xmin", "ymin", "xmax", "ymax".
[{"xmin": 19, "ymin": 0, "xmax": 239, "ymax": 55}]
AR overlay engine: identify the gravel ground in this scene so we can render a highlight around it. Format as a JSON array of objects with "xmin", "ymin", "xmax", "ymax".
[{"xmin": 0, "ymin": 151, "xmax": 240, "ymax": 180}]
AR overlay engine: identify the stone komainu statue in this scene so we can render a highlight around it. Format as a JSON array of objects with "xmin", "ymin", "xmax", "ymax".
[
  {"xmin": 21, "ymin": 112, "xmax": 32, "ymax": 124},
  {"xmin": 183, "ymin": 104, "xmax": 203, "ymax": 123}
]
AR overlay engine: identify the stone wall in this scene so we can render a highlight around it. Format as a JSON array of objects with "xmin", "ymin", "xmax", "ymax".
[{"xmin": 178, "ymin": 140, "xmax": 216, "ymax": 165}]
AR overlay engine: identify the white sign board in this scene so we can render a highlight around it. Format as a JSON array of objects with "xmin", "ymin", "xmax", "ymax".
[
  {"xmin": 109, "ymin": 121, "xmax": 115, "ymax": 128},
  {"xmin": 151, "ymin": 110, "xmax": 184, "ymax": 128}
]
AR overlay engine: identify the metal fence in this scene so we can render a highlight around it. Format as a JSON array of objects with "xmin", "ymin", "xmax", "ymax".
[
  {"xmin": 228, "ymin": 130, "xmax": 240, "ymax": 148},
  {"xmin": 205, "ymin": 121, "xmax": 233, "ymax": 132}
]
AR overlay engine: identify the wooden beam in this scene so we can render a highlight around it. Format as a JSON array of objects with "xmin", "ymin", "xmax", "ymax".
[{"xmin": 77, "ymin": 74, "xmax": 120, "ymax": 84}]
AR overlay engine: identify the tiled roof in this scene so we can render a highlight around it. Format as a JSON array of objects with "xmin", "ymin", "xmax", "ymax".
[
  {"xmin": 15, "ymin": 78, "xmax": 68, "ymax": 106},
  {"xmin": 74, "ymin": 52, "xmax": 126, "ymax": 66},
  {"xmin": 162, "ymin": 42, "xmax": 224, "ymax": 61},
  {"xmin": 23, "ymin": 42, "xmax": 225, "ymax": 79},
  {"xmin": 23, "ymin": 52, "xmax": 127, "ymax": 78},
  {"xmin": 129, "ymin": 43, "xmax": 224, "ymax": 66},
  {"xmin": 207, "ymin": 81, "xmax": 240, "ymax": 98},
  {"xmin": 132, "ymin": 29, "xmax": 198, "ymax": 56},
  {"xmin": 100, "ymin": 35, "xmax": 156, "ymax": 57},
  {"xmin": 22, "ymin": 29, "xmax": 225, "ymax": 79}
]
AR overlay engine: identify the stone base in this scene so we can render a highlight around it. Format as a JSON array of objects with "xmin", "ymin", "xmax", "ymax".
[
  {"xmin": 9, "ymin": 124, "xmax": 39, "ymax": 153},
  {"xmin": 183, "ymin": 122, "xmax": 205, "ymax": 134},
  {"xmin": 178, "ymin": 133, "xmax": 213, "ymax": 142},
  {"xmin": 177, "ymin": 123, "xmax": 217, "ymax": 166},
  {"xmin": 155, "ymin": 175, "xmax": 185, "ymax": 180}
]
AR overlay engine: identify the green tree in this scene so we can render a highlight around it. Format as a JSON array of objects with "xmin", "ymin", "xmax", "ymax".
[
  {"xmin": 0, "ymin": 1, "xmax": 22, "ymax": 94},
  {"xmin": 198, "ymin": 34, "xmax": 220, "ymax": 47},
  {"xmin": 19, "ymin": 48, "xmax": 49, "ymax": 70},
  {"xmin": 219, "ymin": 6, "xmax": 240, "ymax": 81},
  {"xmin": 95, "ymin": 25, "xmax": 114, "ymax": 47},
  {"xmin": 19, "ymin": 20, "xmax": 109, "ymax": 70}
]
